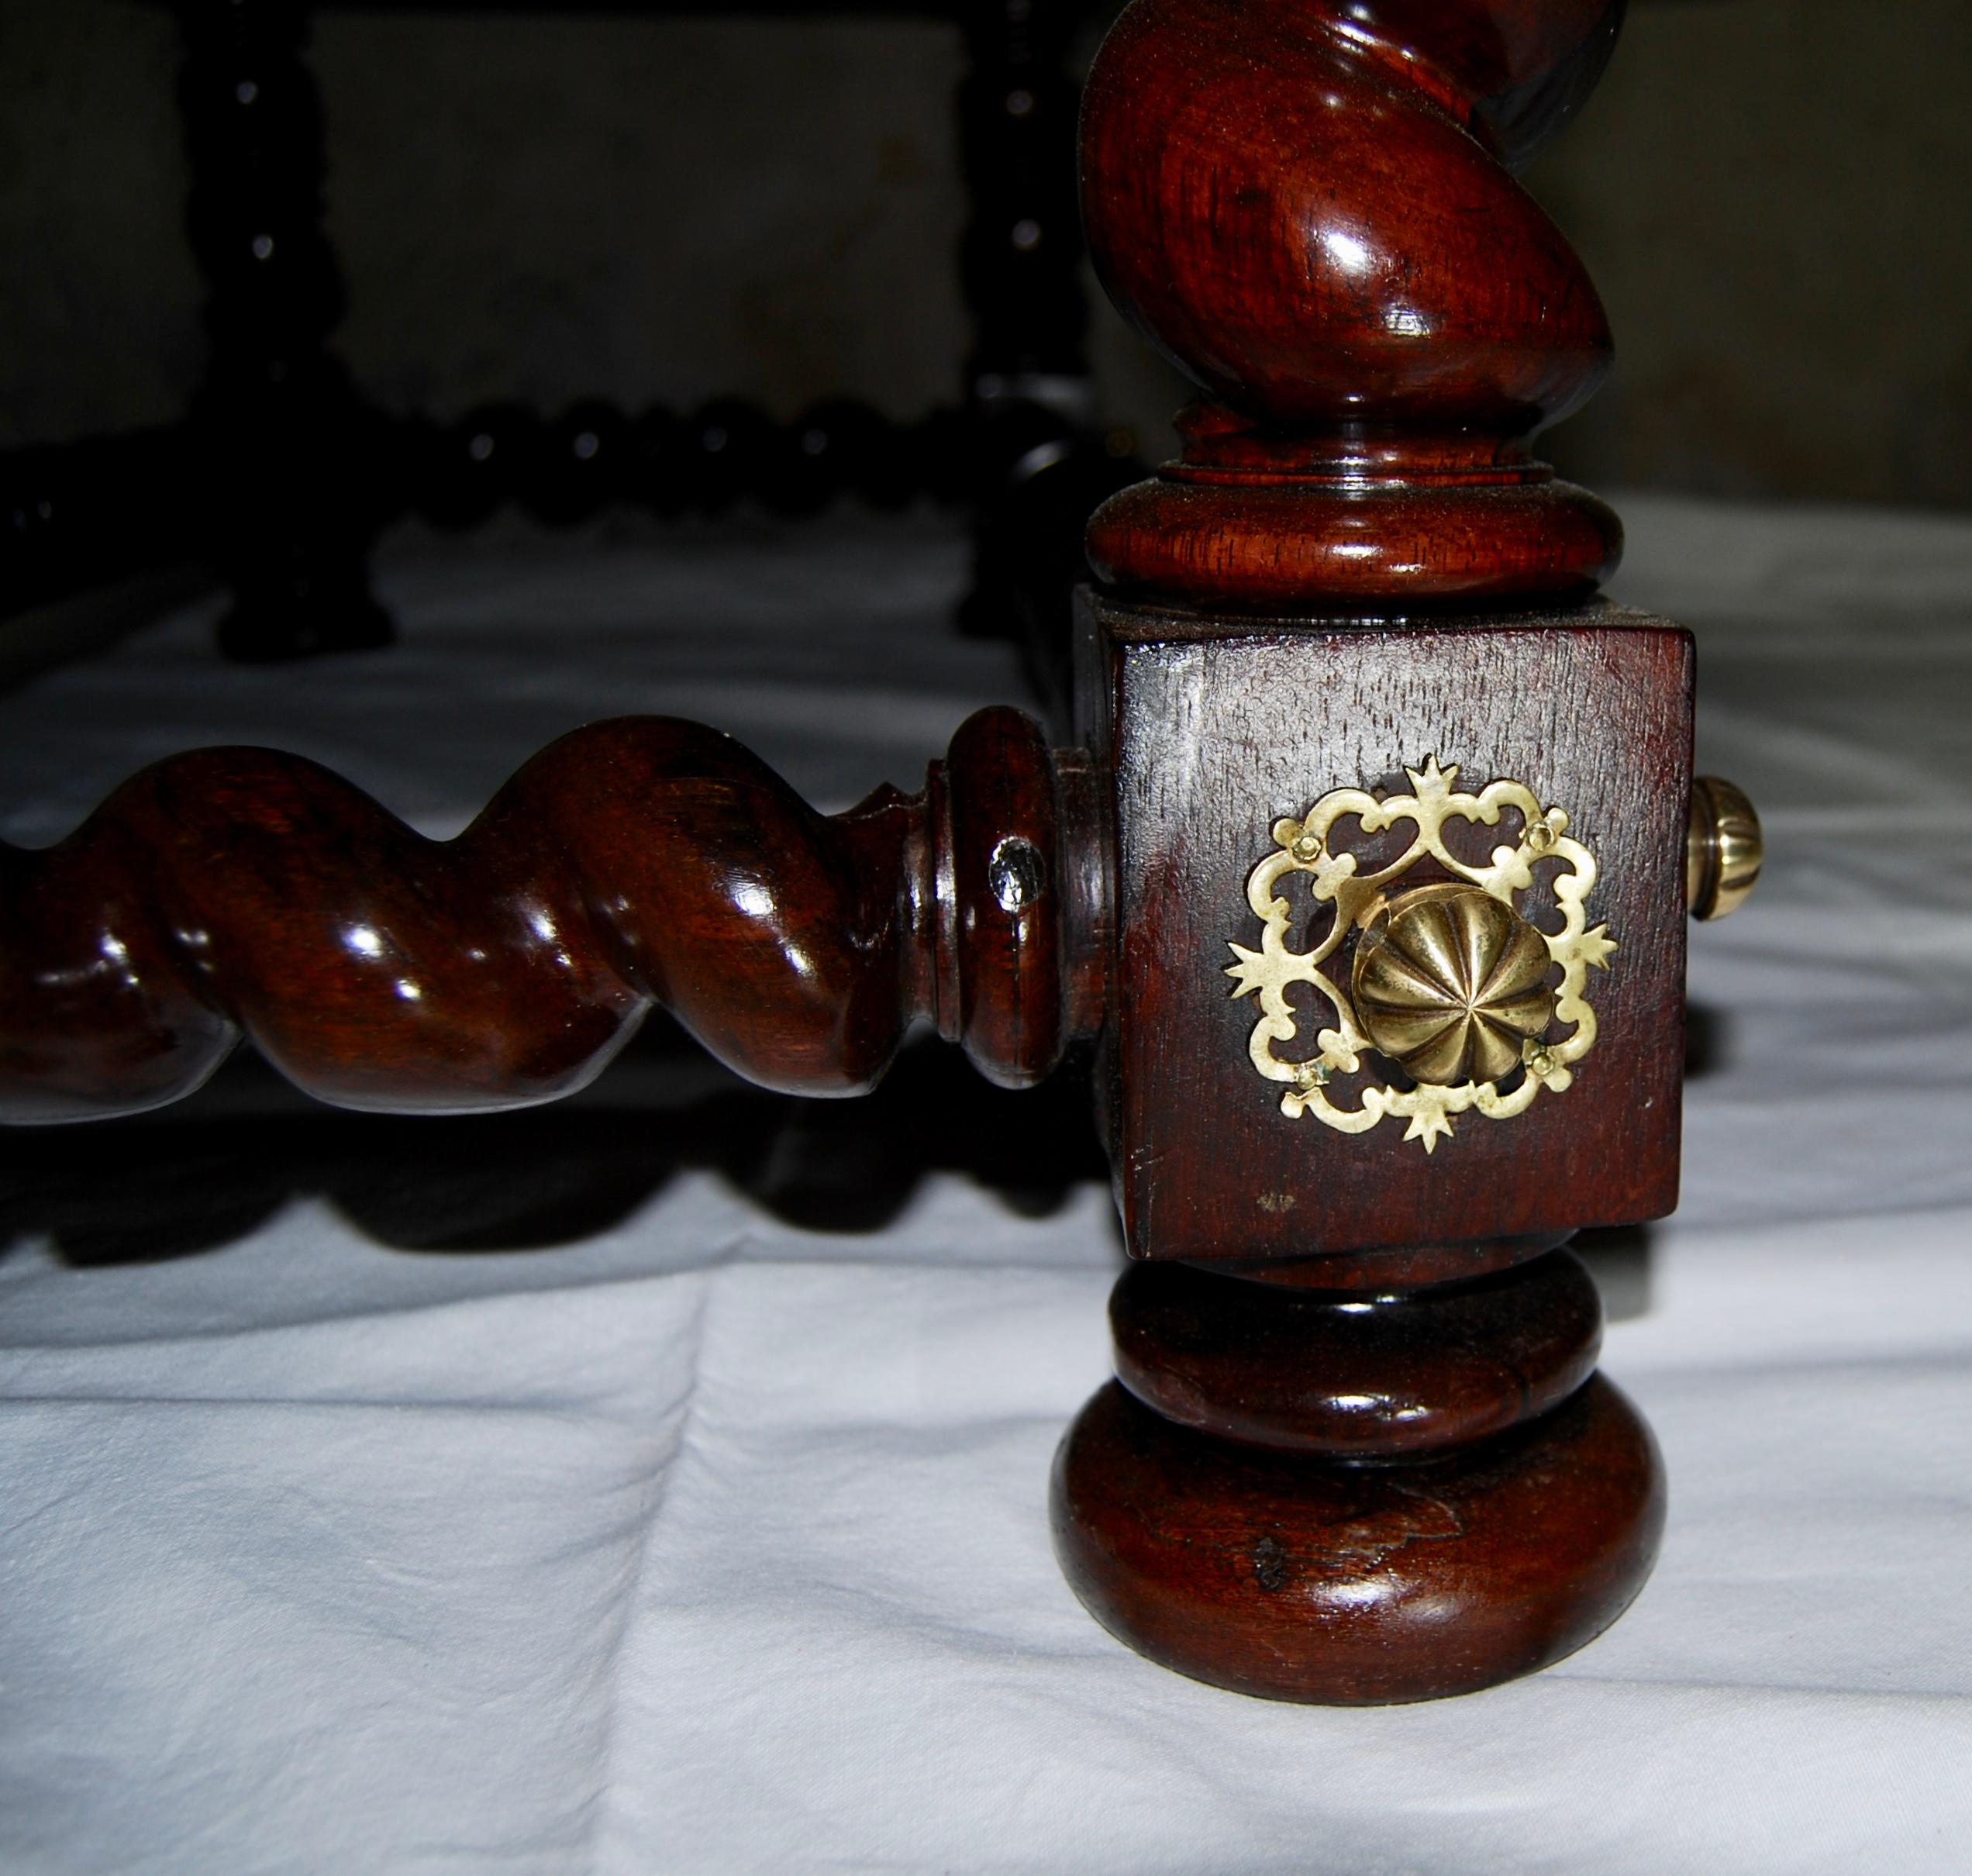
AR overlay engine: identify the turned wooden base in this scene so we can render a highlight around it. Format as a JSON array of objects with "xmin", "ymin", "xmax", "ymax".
[{"xmin": 1051, "ymin": 1251, "xmax": 1664, "ymax": 1704}]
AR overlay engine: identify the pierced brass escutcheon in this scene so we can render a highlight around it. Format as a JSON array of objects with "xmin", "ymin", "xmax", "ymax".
[{"xmin": 1224, "ymin": 757, "xmax": 1616, "ymax": 1154}]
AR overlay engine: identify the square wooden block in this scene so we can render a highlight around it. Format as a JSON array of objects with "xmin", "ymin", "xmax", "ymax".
[{"xmin": 1077, "ymin": 592, "xmax": 1694, "ymax": 1260}]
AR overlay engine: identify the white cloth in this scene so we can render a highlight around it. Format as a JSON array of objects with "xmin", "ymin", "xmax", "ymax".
[{"xmin": 2, "ymin": 498, "xmax": 1970, "ymax": 1874}]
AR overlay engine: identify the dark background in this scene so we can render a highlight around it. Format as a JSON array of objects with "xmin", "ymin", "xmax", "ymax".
[{"xmin": 2, "ymin": 0, "xmax": 1968, "ymax": 533}]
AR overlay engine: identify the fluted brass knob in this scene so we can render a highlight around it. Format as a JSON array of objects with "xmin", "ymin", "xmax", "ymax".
[
  {"xmin": 1687, "ymin": 776, "xmax": 1762, "ymax": 921},
  {"xmin": 1351, "ymin": 885, "xmax": 1557, "ymax": 1087}
]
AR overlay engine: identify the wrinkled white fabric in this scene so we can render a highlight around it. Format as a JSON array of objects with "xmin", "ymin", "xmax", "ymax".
[{"xmin": 2, "ymin": 498, "xmax": 1969, "ymax": 1874}]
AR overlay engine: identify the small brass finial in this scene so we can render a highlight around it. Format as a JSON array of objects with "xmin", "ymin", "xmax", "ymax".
[{"xmin": 1687, "ymin": 777, "xmax": 1762, "ymax": 921}]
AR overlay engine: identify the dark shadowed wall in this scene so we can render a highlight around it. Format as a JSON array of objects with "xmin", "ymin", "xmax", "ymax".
[
  {"xmin": 3, "ymin": 0, "xmax": 1967, "ymax": 509},
  {"xmin": 1530, "ymin": 0, "xmax": 1972, "ymax": 509}
]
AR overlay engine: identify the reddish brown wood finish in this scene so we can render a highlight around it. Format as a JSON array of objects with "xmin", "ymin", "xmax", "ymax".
[
  {"xmin": 1079, "ymin": 0, "xmax": 1626, "ymax": 611},
  {"xmin": 1078, "ymin": 594, "xmax": 1694, "ymax": 1263},
  {"xmin": 1114, "ymin": 1247, "xmax": 1602, "ymax": 1458},
  {"xmin": 0, "ymin": 708, "xmax": 1105, "ymax": 1122},
  {"xmin": 1054, "ymin": 1367, "xmax": 1663, "ymax": 1705},
  {"xmin": 1053, "ymin": 0, "xmax": 1684, "ymax": 1704},
  {"xmin": 0, "ymin": 0, "xmax": 1699, "ymax": 1712}
]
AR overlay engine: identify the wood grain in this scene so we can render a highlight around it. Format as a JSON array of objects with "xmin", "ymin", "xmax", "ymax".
[
  {"xmin": 0, "ymin": 708, "xmax": 1105, "ymax": 1122},
  {"xmin": 1112, "ymin": 1247, "xmax": 1603, "ymax": 1457},
  {"xmin": 1053, "ymin": 1367, "xmax": 1664, "ymax": 1704},
  {"xmin": 1079, "ymin": 0, "xmax": 1627, "ymax": 610},
  {"xmin": 1050, "ymin": 0, "xmax": 1694, "ymax": 1705},
  {"xmin": 5, "ymin": 0, "xmax": 1701, "ymax": 1711},
  {"xmin": 1080, "ymin": 591, "xmax": 1693, "ymax": 1260}
]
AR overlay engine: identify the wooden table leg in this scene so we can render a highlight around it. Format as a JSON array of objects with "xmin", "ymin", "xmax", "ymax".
[
  {"xmin": 0, "ymin": 0, "xmax": 1763, "ymax": 1709},
  {"xmin": 1048, "ymin": 0, "xmax": 1756, "ymax": 1700}
]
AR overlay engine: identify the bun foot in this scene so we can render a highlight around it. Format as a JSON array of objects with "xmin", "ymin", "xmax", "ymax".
[{"xmin": 1051, "ymin": 1373, "xmax": 1663, "ymax": 1705}]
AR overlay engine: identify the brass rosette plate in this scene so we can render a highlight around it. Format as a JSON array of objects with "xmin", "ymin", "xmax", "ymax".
[{"xmin": 1225, "ymin": 757, "xmax": 1617, "ymax": 1152}]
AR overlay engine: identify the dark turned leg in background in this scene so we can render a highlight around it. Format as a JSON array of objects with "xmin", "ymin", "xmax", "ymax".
[
  {"xmin": 176, "ymin": 0, "xmax": 393, "ymax": 661},
  {"xmin": 0, "ymin": 426, "xmax": 198, "ymax": 627},
  {"xmin": 1052, "ymin": 1242, "xmax": 1663, "ymax": 1704},
  {"xmin": 954, "ymin": 0, "xmax": 1139, "ymax": 711}
]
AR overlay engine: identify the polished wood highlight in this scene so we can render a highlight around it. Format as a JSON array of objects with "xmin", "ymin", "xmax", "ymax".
[
  {"xmin": 0, "ymin": 708, "xmax": 1103, "ymax": 1123},
  {"xmin": 1111, "ymin": 1247, "xmax": 1602, "ymax": 1459},
  {"xmin": 1057, "ymin": 1246, "xmax": 1660, "ymax": 1702},
  {"xmin": 1080, "ymin": 0, "xmax": 1625, "ymax": 611},
  {"xmin": 2, "ymin": 0, "xmax": 1713, "ymax": 1710},
  {"xmin": 1050, "ymin": 0, "xmax": 1688, "ymax": 1704},
  {"xmin": 1079, "ymin": 591, "xmax": 1693, "ymax": 1262},
  {"xmin": 1054, "ymin": 1367, "xmax": 1663, "ymax": 1705}
]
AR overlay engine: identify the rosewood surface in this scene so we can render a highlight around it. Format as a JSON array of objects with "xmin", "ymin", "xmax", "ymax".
[
  {"xmin": 1047, "ymin": 0, "xmax": 1698, "ymax": 1704},
  {"xmin": 1081, "ymin": 592, "xmax": 1694, "ymax": 1261},
  {"xmin": 1079, "ymin": 0, "xmax": 1627, "ymax": 612},
  {"xmin": 0, "ymin": 0, "xmax": 1725, "ymax": 1709},
  {"xmin": 1053, "ymin": 1368, "xmax": 1664, "ymax": 1705},
  {"xmin": 0, "ymin": 709, "xmax": 1105, "ymax": 1123},
  {"xmin": 1111, "ymin": 1247, "xmax": 1603, "ymax": 1459}
]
